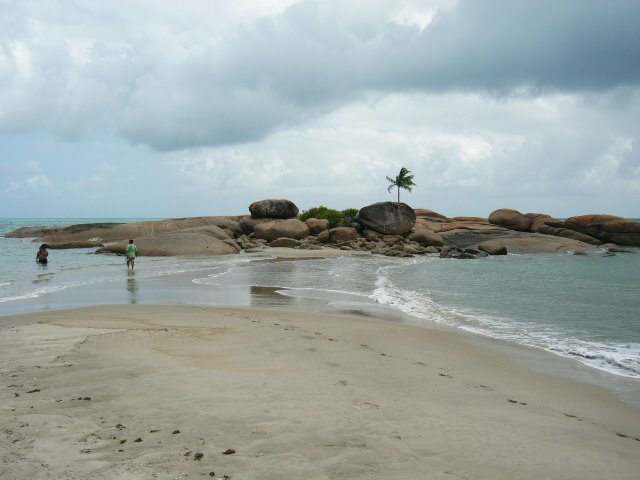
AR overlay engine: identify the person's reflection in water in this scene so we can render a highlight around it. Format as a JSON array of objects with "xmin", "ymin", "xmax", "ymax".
[
  {"xmin": 126, "ymin": 270, "xmax": 139, "ymax": 304},
  {"xmin": 250, "ymin": 285, "xmax": 292, "ymax": 307}
]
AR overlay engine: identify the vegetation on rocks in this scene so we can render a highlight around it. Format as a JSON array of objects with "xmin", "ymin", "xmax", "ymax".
[{"xmin": 299, "ymin": 206, "xmax": 358, "ymax": 228}]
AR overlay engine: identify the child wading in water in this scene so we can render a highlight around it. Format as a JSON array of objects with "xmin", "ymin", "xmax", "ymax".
[
  {"xmin": 36, "ymin": 244, "xmax": 49, "ymax": 264},
  {"xmin": 126, "ymin": 239, "xmax": 138, "ymax": 270}
]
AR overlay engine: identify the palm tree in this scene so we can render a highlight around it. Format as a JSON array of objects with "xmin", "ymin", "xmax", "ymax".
[{"xmin": 386, "ymin": 167, "xmax": 416, "ymax": 202}]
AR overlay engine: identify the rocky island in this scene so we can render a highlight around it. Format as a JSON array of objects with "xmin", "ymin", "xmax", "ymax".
[{"xmin": 6, "ymin": 199, "xmax": 639, "ymax": 258}]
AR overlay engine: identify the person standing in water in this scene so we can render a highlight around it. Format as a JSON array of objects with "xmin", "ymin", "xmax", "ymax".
[
  {"xmin": 126, "ymin": 239, "xmax": 138, "ymax": 270},
  {"xmin": 36, "ymin": 244, "xmax": 49, "ymax": 264}
]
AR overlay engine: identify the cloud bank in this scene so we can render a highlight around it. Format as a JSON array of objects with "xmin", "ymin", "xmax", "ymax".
[{"xmin": 1, "ymin": 0, "xmax": 639, "ymax": 217}]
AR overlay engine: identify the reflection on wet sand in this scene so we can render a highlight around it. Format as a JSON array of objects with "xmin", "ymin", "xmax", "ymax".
[
  {"xmin": 127, "ymin": 271, "xmax": 138, "ymax": 304},
  {"xmin": 33, "ymin": 271, "xmax": 54, "ymax": 284},
  {"xmin": 249, "ymin": 286, "xmax": 292, "ymax": 307}
]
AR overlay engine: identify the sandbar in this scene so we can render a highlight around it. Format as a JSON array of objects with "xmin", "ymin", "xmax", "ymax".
[{"xmin": 1, "ymin": 304, "xmax": 639, "ymax": 479}]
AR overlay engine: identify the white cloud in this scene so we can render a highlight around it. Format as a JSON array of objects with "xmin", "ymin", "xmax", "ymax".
[
  {"xmin": 0, "ymin": 1, "xmax": 639, "ymax": 217},
  {"xmin": 7, "ymin": 174, "xmax": 54, "ymax": 192},
  {"xmin": 163, "ymin": 89, "xmax": 640, "ymax": 216}
]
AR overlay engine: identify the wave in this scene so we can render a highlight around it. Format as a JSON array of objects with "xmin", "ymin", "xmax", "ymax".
[{"xmin": 372, "ymin": 261, "xmax": 640, "ymax": 380}]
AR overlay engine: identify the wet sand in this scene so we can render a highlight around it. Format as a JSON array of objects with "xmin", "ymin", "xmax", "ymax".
[{"xmin": 1, "ymin": 304, "xmax": 639, "ymax": 479}]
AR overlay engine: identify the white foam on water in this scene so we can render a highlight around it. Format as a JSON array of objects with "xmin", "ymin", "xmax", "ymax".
[{"xmin": 371, "ymin": 263, "xmax": 640, "ymax": 380}]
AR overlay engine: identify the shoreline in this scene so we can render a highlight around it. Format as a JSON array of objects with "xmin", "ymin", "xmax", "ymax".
[
  {"xmin": 2, "ymin": 303, "xmax": 639, "ymax": 479},
  {"xmin": 2, "ymin": 247, "xmax": 640, "ymax": 410}
]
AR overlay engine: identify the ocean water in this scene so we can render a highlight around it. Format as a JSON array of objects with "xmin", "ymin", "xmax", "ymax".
[{"xmin": 1, "ymin": 218, "xmax": 639, "ymax": 389}]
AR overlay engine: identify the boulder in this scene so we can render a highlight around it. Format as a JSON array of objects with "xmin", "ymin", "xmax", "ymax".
[
  {"xmin": 328, "ymin": 227, "xmax": 359, "ymax": 243},
  {"xmin": 488, "ymin": 209, "xmax": 532, "ymax": 232},
  {"xmin": 362, "ymin": 228, "xmax": 383, "ymax": 241},
  {"xmin": 305, "ymin": 218, "xmax": 330, "ymax": 235},
  {"xmin": 460, "ymin": 248, "xmax": 489, "ymax": 259},
  {"xmin": 470, "ymin": 234, "xmax": 594, "ymax": 254},
  {"xmin": 208, "ymin": 217, "xmax": 243, "ymax": 237},
  {"xmin": 408, "ymin": 229, "xmax": 445, "ymax": 247},
  {"xmin": 239, "ymin": 217, "xmax": 273, "ymax": 235},
  {"xmin": 96, "ymin": 232, "xmax": 239, "ymax": 256},
  {"xmin": 358, "ymin": 202, "xmax": 416, "ymax": 235},
  {"xmin": 477, "ymin": 243, "xmax": 508, "ymax": 255},
  {"xmin": 253, "ymin": 219, "xmax": 310, "ymax": 242},
  {"xmin": 269, "ymin": 237, "xmax": 301, "ymax": 248},
  {"xmin": 403, "ymin": 245, "xmax": 421, "ymax": 255},
  {"xmin": 249, "ymin": 199, "xmax": 299, "ymax": 219},
  {"xmin": 316, "ymin": 230, "xmax": 330, "ymax": 244},
  {"xmin": 525, "ymin": 213, "xmax": 602, "ymax": 245},
  {"xmin": 526, "ymin": 213, "xmax": 555, "ymax": 233},
  {"xmin": 565, "ymin": 215, "xmax": 640, "ymax": 246}
]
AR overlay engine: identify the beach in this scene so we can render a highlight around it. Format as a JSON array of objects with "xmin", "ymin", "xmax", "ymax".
[{"xmin": 2, "ymin": 302, "xmax": 640, "ymax": 480}]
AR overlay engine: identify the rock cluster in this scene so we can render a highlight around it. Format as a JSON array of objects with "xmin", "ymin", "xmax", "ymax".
[
  {"xmin": 5, "ymin": 199, "xmax": 638, "ymax": 259},
  {"xmin": 488, "ymin": 208, "xmax": 640, "ymax": 247}
]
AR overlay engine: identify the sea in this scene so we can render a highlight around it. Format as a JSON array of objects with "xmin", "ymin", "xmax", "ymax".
[{"xmin": 1, "ymin": 217, "xmax": 640, "ymax": 404}]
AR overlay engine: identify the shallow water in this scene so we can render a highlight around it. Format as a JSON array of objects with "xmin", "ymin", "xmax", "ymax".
[{"xmin": 1, "ymin": 218, "xmax": 639, "ymax": 393}]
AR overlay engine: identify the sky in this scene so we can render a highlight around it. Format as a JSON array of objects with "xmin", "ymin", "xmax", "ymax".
[{"xmin": 1, "ymin": 0, "xmax": 639, "ymax": 219}]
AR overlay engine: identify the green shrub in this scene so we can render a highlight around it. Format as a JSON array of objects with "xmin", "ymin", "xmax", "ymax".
[
  {"xmin": 341, "ymin": 208, "xmax": 359, "ymax": 223},
  {"xmin": 299, "ymin": 205, "xmax": 359, "ymax": 228}
]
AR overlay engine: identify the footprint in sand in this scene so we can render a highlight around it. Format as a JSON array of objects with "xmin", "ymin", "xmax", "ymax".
[
  {"xmin": 476, "ymin": 384, "xmax": 493, "ymax": 391},
  {"xmin": 562, "ymin": 413, "xmax": 582, "ymax": 421},
  {"xmin": 614, "ymin": 432, "xmax": 640, "ymax": 441}
]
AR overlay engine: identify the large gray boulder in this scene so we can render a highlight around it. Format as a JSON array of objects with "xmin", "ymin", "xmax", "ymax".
[
  {"xmin": 358, "ymin": 202, "xmax": 416, "ymax": 235},
  {"xmin": 488, "ymin": 209, "xmax": 532, "ymax": 232},
  {"xmin": 249, "ymin": 199, "xmax": 299, "ymax": 219},
  {"xmin": 253, "ymin": 219, "xmax": 310, "ymax": 242}
]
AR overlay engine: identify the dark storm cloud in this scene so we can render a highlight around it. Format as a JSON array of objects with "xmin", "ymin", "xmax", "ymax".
[
  {"xmin": 120, "ymin": 0, "xmax": 640, "ymax": 150},
  {"xmin": 401, "ymin": 0, "xmax": 640, "ymax": 93},
  {"xmin": 2, "ymin": 1, "xmax": 640, "ymax": 151}
]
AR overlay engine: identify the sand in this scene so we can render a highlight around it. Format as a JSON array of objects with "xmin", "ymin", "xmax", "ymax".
[{"xmin": 1, "ymin": 304, "xmax": 639, "ymax": 480}]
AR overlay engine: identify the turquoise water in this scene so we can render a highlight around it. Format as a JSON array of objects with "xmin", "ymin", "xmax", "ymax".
[{"xmin": 1, "ymin": 218, "xmax": 639, "ymax": 385}]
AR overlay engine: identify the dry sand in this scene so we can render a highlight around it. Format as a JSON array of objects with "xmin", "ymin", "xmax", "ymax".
[{"xmin": 1, "ymin": 304, "xmax": 639, "ymax": 480}]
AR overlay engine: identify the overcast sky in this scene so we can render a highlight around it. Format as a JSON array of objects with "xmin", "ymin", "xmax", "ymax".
[{"xmin": 1, "ymin": 0, "xmax": 639, "ymax": 218}]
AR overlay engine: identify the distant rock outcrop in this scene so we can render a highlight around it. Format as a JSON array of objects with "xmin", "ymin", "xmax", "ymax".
[
  {"xmin": 29, "ymin": 217, "xmax": 228, "ymax": 244},
  {"xmin": 565, "ymin": 215, "xmax": 640, "ymax": 246},
  {"xmin": 249, "ymin": 199, "xmax": 299, "ymax": 219},
  {"xmin": 358, "ymin": 202, "xmax": 416, "ymax": 235}
]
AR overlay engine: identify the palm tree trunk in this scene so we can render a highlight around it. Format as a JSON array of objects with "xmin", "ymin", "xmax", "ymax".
[{"xmin": 397, "ymin": 187, "xmax": 400, "ymax": 202}]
